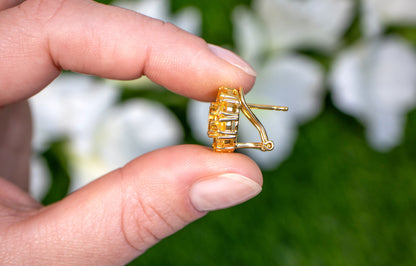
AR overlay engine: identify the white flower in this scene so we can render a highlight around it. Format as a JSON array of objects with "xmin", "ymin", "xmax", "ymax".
[
  {"xmin": 232, "ymin": 6, "xmax": 266, "ymax": 65},
  {"xmin": 30, "ymin": 74, "xmax": 119, "ymax": 153},
  {"xmin": 253, "ymin": 0, "xmax": 354, "ymax": 52},
  {"xmin": 330, "ymin": 36, "xmax": 416, "ymax": 151},
  {"xmin": 362, "ymin": 0, "xmax": 416, "ymax": 37},
  {"xmin": 30, "ymin": 156, "xmax": 51, "ymax": 201},
  {"xmin": 70, "ymin": 98, "xmax": 183, "ymax": 190}
]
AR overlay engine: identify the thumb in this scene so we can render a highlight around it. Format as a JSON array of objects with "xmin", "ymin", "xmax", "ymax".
[{"xmin": 7, "ymin": 145, "xmax": 262, "ymax": 264}]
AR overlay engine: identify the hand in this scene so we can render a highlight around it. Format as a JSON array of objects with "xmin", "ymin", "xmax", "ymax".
[{"xmin": 0, "ymin": 0, "xmax": 262, "ymax": 264}]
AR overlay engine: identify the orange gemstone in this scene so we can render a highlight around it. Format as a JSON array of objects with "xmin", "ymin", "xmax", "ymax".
[{"xmin": 208, "ymin": 87, "xmax": 241, "ymax": 152}]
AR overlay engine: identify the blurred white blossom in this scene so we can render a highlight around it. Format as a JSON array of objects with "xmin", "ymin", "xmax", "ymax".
[
  {"xmin": 30, "ymin": 156, "xmax": 51, "ymax": 201},
  {"xmin": 232, "ymin": 6, "xmax": 266, "ymax": 65},
  {"xmin": 330, "ymin": 37, "xmax": 416, "ymax": 151},
  {"xmin": 30, "ymin": 74, "xmax": 184, "ymax": 194},
  {"xmin": 362, "ymin": 0, "xmax": 416, "ymax": 37},
  {"xmin": 232, "ymin": 0, "xmax": 416, "ymax": 158},
  {"xmin": 333, "ymin": 0, "xmax": 416, "ymax": 151},
  {"xmin": 70, "ymin": 99, "xmax": 183, "ymax": 190},
  {"xmin": 30, "ymin": 74, "xmax": 119, "ymax": 153},
  {"xmin": 254, "ymin": 0, "xmax": 354, "ymax": 52}
]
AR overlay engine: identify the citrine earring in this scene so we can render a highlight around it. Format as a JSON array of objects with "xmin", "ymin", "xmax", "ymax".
[{"xmin": 207, "ymin": 87, "xmax": 288, "ymax": 152}]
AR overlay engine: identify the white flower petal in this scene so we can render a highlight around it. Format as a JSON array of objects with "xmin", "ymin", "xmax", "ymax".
[
  {"xmin": 330, "ymin": 37, "xmax": 416, "ymax": 151},
  {"xmin": 233, "ymin": 6, "xmax": 266, "ymax": 64},
  {"xmin": 255, "ymin": 0, "xmax": 354, "ymax": 51},
  {"xmin": 70, "ymin": 99, "xmax": 184, "ymax": 190},
  {"xmin": 30, "ymin": 74, "xmax": 118, "ymax": 152},
  {"xmin": 366, "ymin": 112, "xmax": 405, "ymax": 150},
  {"xmin": 171, "ymin": 6, "xmax": 201, "ymax": 36},
  {"xmin": 188, "ymin": 100, "xmax": 211, "ymax": 145},
  {"xmin": 30, "ymin": 155, "xmax": 51, "ymax": 201},
  {"xmin": 363, "ymin": 0, "xmax": 416, "ymax": 37},
  {"xmin": 239, "ymin": 111, "xmax": 297, "ymax": 169},
  {"xmin": 253, "ymin": 54, "xmax": 325, "ymax": 124},
  {"xmin": 96, "ymin": 99, "xmax": 184, "ymax": 165},
  {"xmin": 115, "ymin": 0, "xmax": 168, "ymax": 20}
]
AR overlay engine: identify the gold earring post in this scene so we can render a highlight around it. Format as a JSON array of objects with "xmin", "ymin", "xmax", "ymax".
[
  {"xmin": 207, "ymin": 87, "xmax": 288, "ymax": 152},
  {"xmin": 248, "ymin": 104, "xmax": 289, "ymax": 111}
]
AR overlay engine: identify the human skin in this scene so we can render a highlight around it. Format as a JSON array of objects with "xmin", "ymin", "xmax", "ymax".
[{"xmin": 0, "ymin": 0, "xmax": 263, "ymax": 264}]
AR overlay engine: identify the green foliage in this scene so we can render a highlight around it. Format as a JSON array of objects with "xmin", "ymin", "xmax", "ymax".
[
  {"xmin": 341, "ymin": 0, "xmax": 362, "ymax": 48},
  {"xmin": 386, "ymin": 25, "xmax": 416, "ymax": 47},
  {"xmin": 94, "ymin": 0, "xmax": 116, "ymax": 5},
  {"xmin": 41, "ymin": 140, "xmax": 71, "ymax": 205}
]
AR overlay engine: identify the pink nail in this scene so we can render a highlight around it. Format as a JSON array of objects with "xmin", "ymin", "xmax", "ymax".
[
  {"xmin": 208, "ymin": 44, "xmax": 257, "ymax": 77},
  {"xmin": 189, "ymin": 173, "xmax": 262, "ymax": 212}
]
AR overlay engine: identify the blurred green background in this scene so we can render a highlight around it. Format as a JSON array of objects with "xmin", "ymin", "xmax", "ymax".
[{"xmin": 34, "ymin": 0, "xmax": 416, "ymax": 265}]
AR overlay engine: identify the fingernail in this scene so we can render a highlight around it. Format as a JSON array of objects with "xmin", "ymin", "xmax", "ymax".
[
  {"xmin": 189, "ymin": 173, "xmax": 262, "ymax": 212},
  {"xmin": 208, "ymin": 44, "xmax": 257, "ymax": 77}
]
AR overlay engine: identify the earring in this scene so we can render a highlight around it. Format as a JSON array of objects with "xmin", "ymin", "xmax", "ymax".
[{"xmin": 207, "ymin": 87, "xmax": 288, "ymax": 152}]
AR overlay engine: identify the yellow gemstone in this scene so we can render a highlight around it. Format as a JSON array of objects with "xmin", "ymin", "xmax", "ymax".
[{"xmin": 208, "ymin": 87, "xmax": 241, "ymax": 152}]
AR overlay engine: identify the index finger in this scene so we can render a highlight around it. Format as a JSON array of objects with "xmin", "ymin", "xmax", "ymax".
[{"xmin": 0, "ymin": 0, "xmax": 256, "ymax": 105}]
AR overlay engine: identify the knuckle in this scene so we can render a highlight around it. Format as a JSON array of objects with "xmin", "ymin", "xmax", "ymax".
[
  {"xmin": 118, "ymin": 169, "xmax": 181, "ymax": 254},
  {"xmin": 121, "ymin": 193, "xmax": 177, "ymax": 254}
]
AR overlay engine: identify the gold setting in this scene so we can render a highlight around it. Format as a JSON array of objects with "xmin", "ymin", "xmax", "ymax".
[{"xmin": 208, "ymin": 87, "xmax": 288, "ymax": 152}]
